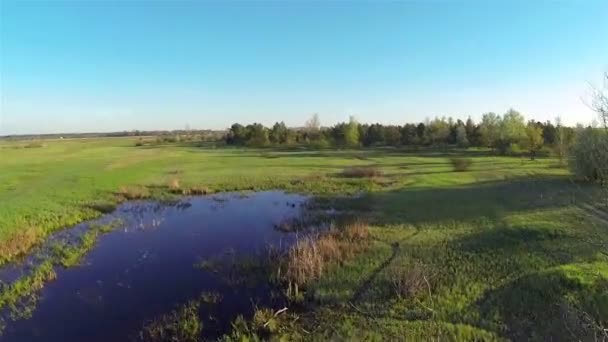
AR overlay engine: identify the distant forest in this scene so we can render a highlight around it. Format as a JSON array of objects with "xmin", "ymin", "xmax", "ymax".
[
  {"xmin": 225, "ymin": 110, "xmax": 577, "ymax": 158},
  {"xmin": 3, "ymin": 109, "xmax": 582, "ymax": 159}
]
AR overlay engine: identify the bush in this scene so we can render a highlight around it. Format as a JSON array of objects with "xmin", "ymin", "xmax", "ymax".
[
  {"xmin": 388, "ymin": 262, "xmax": 430, "ymax": 299},
  {"xmin": 569, "ymin": 128, "xmax": 608, "ymax": 183},
  {"xmin": 341, "ymin": 166, "xmax": 383, "ymax": 178},
  {"xmin": 449, "ymin": 157, "xmax": 473, "ymax": 172},
  {"xmin": 23, "ymin": 141, "xmax": 44, "ymax": 148},
  {"xmin": 117, "ymin": 185, "xmax": 150, "ymax": 200}
]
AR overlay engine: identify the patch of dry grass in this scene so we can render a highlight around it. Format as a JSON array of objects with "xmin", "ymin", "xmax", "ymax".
[
  {"xmin": 0, "ymin": 227, "xmax": 43, "ymax": 265},
  {"xmin": 168, "ymin": 178, "xmax": 181, "ymax": 192},
  {"xmin": 341, "ymin": 166, "xmax": 383, "ymax": 178},
  {"xmin": 117, "ymin": 185, "xmax": 150, "ymax": 200},
  {"xmin": 280, "ymin": 222, "xmax": 370, "ymax": 297}
]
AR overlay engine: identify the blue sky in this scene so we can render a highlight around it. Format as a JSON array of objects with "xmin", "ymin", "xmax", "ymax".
[{"xmin": 1, "ymin": 1, "xmax": 607, "ymax": 134}]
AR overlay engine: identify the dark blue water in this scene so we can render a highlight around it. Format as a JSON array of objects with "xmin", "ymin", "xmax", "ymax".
[{"xmin": 1, "ymin": 191, "xmax": 307, "ymax": 342}]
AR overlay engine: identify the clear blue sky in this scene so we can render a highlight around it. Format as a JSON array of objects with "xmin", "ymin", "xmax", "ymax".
[{"xmin": 1, "ymin": 1, "xmax": 607, "ymax": 134}]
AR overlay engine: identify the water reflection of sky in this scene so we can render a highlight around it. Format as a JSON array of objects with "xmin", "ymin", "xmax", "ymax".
[{"xmin": 1, "ymin": 191, "xmax": 307, "ymax": 342}]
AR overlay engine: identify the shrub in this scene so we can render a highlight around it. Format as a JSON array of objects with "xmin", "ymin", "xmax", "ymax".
[
  {"xmin": 341, "ymin": 166, "xmax": 383, "ymax": 178},
  {"xmin": 569, "ymin": 128, "xmax": 608, "ymax": 183},
  {"xmin": 388, "ymin": 262, "xmax": 430, "ymax": 299},
  {"xmin": 117, "ymin": 185, "xmax": 150, "ymax": 200},
  {"xmin": 23, "ymin": 141, "xmax": 44, "ymax": 148},
  {"xmin": 449, "ymin": 157, "xmax": 473, "ymax": 172},
  {"xmin": 168, "ymin": 178, "xmax": 181, "ymax": 192},
  {"xmin": 185, "ymin": 186, "xmax": 210, "ymax": 195}
]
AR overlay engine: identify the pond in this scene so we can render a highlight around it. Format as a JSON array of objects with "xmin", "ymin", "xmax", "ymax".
[{"xmin": 1, "ymin": 191, "xmax": 308, "ymax": 341}]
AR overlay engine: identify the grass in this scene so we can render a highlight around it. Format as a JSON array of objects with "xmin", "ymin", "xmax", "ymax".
[
  {"xmin": 138, "ymin": 298, "xmax": 203, "ymax": 342},
  {"xmin": 52, "ymin": 219, "xmax": 123, "ymax": 267},
  {"xmin": 0, "ymin": 260, "xmax": 56, "ymax": 320},
  {"xmin": 1, "ymin": 137, "xmax": 607, "ymax": 340}
]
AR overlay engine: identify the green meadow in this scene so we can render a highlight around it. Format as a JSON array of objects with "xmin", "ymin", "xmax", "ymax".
[{"xmin": 1, "ymin": 137, "xmax": 607, "ymax": 340}]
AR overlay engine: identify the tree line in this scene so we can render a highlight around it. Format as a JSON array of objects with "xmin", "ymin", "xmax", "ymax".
[{"xmin": 225, "ymin": 110, "xmax": 576, "ymax": 159}]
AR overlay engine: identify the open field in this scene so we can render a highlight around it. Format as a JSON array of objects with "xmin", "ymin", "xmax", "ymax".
[{"xmin": 1, "ymin": 137, "xmax": 607, "ymax": 340}]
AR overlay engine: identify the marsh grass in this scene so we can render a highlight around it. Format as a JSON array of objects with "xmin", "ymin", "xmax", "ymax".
[
  {"xmin": 220, "ymin": 307, "xmax": 300, "ymax": 341},
  {"xmin": 117, "ymin": 185, "xmax": 150, "ymax": 200},
  {"xmin": 0, "ymin": 227, "xmax": 43, "ymax": 265},
  {"xmin": 387, "ymin": 262, "xmax": 432, "ymax": 300},
  {"xmin": 53, "ymin": 219, "xmax": 122, "ymax": 267},
  {"xmin": 341, "ymin": 166, "xmax": 383, "ymax": 178},
  {"xmin": 0, "ymin": 261, "xmax": 56, "ymax": 320},
  {"xmin": 168, "ymin": 178, "xmax": 181, "ymax": 192},
  {"xmin": 168, "ymin": 178, "xmax": 210, "ymax": 196},
  {"xmin": 280, "ymin": 222, "xmax": 370, "ymax": 299},
  {"xmin": 138, "ymin": 299, "xmax": 203, "ymax": 342}
]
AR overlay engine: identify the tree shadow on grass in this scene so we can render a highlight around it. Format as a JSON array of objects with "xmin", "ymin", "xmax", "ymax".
[
  {"xmin": 351, "ymin": 175, "xmax": 589, "ymax": 226},
  {"xmin": 473, "ymin": 266, "xmax": 608, "ymax": 341}
]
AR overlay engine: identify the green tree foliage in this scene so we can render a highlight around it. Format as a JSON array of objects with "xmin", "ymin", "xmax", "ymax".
[
  {"xmin": 521, "ymin": 122, "xmax": 544, "ymax": 160},
  {"xmin": 246, "ymin": 123, "xmax": 270, "ymax": 147},
  {"xmin": 224, "ymin": 112, "xmax": 571, "ymax": 154},
  {"xmin": 270, "ymin": 122, "xmax": 289, "ymax": 145},
  {"xmin": 384, "ymin": 125, "xmax": 402, "ymax": 146},
  {"xmin": 226, "ymin": 123, "xmax": 248, "ymax": 145},
  {"xmin": 570, "ymin": 126, "xmax": 608, "ymax": 183},
  {"xmin": 498, "ymin": 109, "xmax": 527, "ymax": 154},
  {"xmin": 480, "ymin": 112, "xmax": 501, "ymax": 150},
  {"xmin": 400, "ymin": 124, "xmax": 418, "ymax": 145},
  {"xmin": 456, "ymin": 125, "xmax": 469, "ymax": 148},
  {"xmin": 427, "ymin": 117, "xmax": 450, "ymax": 146},
  {"xmin": 344, "ymin": 116, "xmax": 360, "ymax": 147}
]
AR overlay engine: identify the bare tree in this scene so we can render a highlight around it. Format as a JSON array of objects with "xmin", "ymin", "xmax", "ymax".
[
  {"xmin": 305, "ymin": 113, "xmax": 321, "ymax": 132},
  {"xmin": 589, "ymin": 72, "xmax": 608, "ymax": 133}
]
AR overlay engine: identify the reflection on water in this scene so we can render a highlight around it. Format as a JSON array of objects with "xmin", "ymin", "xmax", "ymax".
[{"xmin": 1, "ymin": 191, "xmax": 307, "ymax": 342}]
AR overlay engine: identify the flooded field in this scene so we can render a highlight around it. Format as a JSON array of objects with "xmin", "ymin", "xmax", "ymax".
[{"xmin": 0, "ymin": 191, "xmax": 308, "ymax": 341}]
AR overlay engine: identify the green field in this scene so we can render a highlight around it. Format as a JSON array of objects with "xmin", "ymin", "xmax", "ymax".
[{"xmin": 1, "ymin": 137, "xmax": 607, "ymax": 340}]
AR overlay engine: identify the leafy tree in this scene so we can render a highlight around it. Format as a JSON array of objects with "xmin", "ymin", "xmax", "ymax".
[
  {"xmin": 269, "ymin": 121, "xmax": 289, "ymax": 144},
  {"xmin": 427, "ymin": 117, "xmax": 450, "ymax": 145},
  {"xmin": 541, "ymin": 120, "xmax": 557, "ymax": 145},
  {"xmin": 456, "ymin": 125, "xmax": 469, "ymax": 148},
  {"xmin": 479, "ymin": 112, "xmax": 501, "ymax": 150},
  {"xmin": 498, "ymin": 109, "xmax": 526, "ymax": 154},
  {"xmin": 245, "ymin": 123, "xmax": 269, "ymax": 147},
  {"xmin": 401, "ymin": 124, "xmax": 418, "ymax": 145},
  {"xmin": 465, "ymin": 117, "xmax": 481, "ymax": 146},
  {"xmin": 416, "ymin": 123, "xmax": 428, "ymax": 145},
  {"xmin": 521, "ymin": 122, "xmax": 544, "ymax": 160},
  {"xmin": 226, "ymin": 123, "xmax": 248, "ymax": 145},
  {"xmin": 364, "ymin": 124, "xmax": 385, "ymax": 146},
  {"xmin": 344, "ymin": 116, "xmax": 360, "ymax": 147},
  {"xmin": 384, "ymin": 125, "xmax": 402, "ymax": 146}
]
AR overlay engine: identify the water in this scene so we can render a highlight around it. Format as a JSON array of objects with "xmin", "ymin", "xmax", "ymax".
[{"xmin": 1, "ymin": 191, "xmax": 308, "ymax": 341}]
